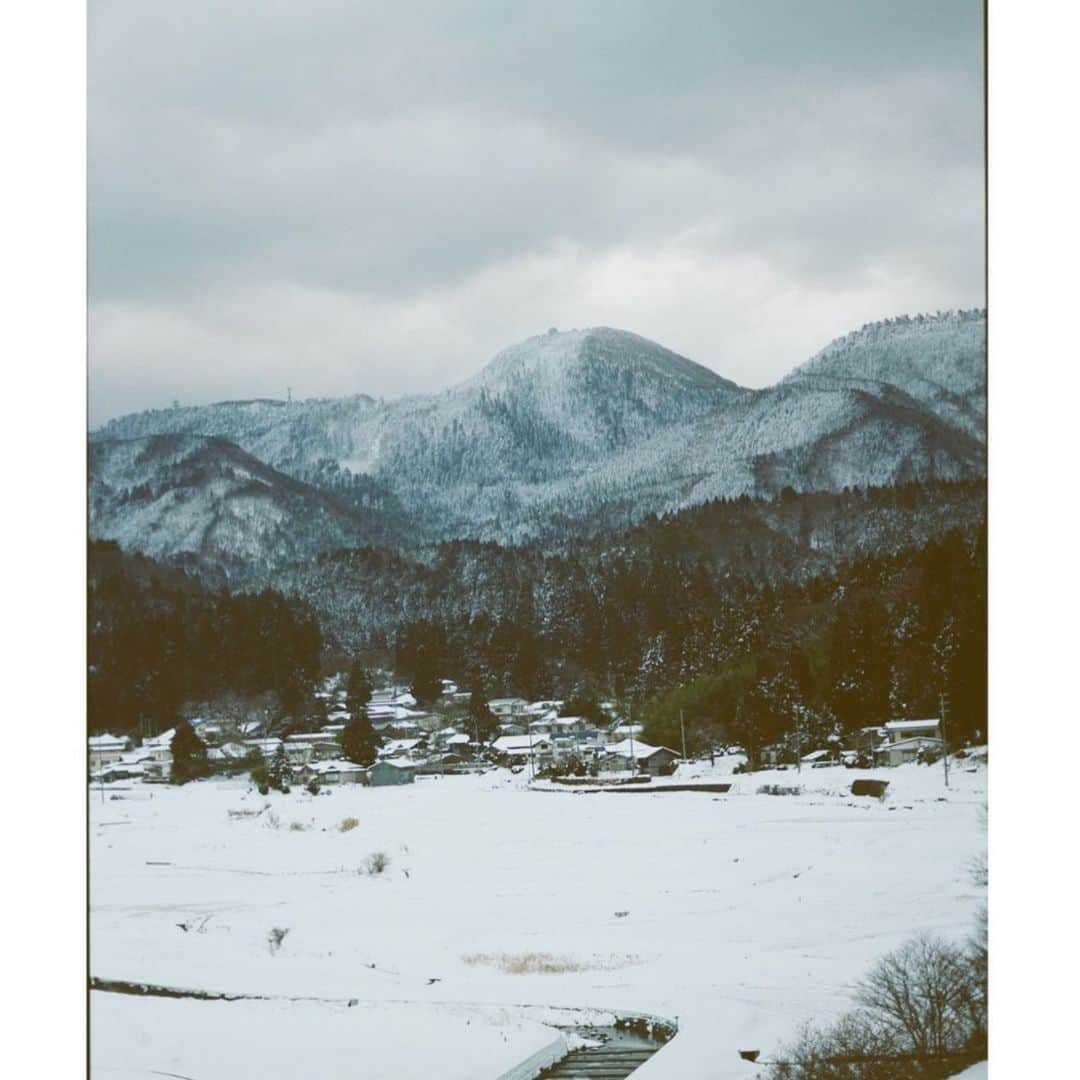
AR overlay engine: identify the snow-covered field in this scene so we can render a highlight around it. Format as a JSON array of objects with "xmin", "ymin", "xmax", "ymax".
[{"xmin": 90, "ymin": 760, "xmax": 987, "ymax": 1078}]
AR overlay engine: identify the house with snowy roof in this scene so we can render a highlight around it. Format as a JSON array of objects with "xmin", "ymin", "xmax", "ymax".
[
  {"xmin": 883, "ymin": 718, "xmax": 941, "ymax": 741},
  {"xmin": 88, "ymin": 734, "xmax": 129, "ymax": 773},
  {"xmin": 369, "ymin": 759, "xmax": 415, "ymax": 786},
  {"xmin": 284, "ymin": 733, "xmax": 340, "ymax": 765},
  {"xmin": 303, "ymin": 759, "xmax": 367, "ymax": 785},
  {"xmin": 488, "ymin": 697, "xmax": 529, "ymax": 719},
  {"xmin": 491, "ymin": 733, "xmax": 552, "ymax": 765},
  {"xmin": 877, "ymin": 718, "xmax": 944, "ymax": 766},
  {"xmin": 600, "ymin": 739, "xmax": 680, "ymax": 776}
]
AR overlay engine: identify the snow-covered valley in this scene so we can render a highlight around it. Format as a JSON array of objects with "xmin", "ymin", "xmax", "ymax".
[{"xmin": 90, "ymin": 760, "xmax": 987, "ymax": 1078}]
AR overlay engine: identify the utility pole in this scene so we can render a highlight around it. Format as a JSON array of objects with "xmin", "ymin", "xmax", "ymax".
[
  {"xmin": 940, "ymin": 691, "xmax": 950, "ymax": 789},
  {"xmin": 679, "ymin": 708, "xmax": 687, "ymax": 762},
  {"xmin": 287, "ymin": 386, "xmax": 292, "ymax": 404},
  {"xmin": 793, "ymin": 705, "xmax": 802, "ymax": 774},
  {"xmin": 628, "ymin": 702, "xmax": 636, "ymax": 776},
  {"xmin": 527, "ymin": 715, "xmax": 535, "ymax": 781}
]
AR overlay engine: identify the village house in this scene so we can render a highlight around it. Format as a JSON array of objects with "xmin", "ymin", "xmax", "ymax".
[
  {"xmin": 303, "ymin": 759, "xmax": 367, "ymax": 786},
  {"xmin": 600, "ymin": 739, "xmax": 680, "ymax": 776},
  {"xmin": 243, "ymin": 737, "xmax": 283, "ymax": 760},
  {"xmin": 488, "ymin": 697, "xmax": 529, "ymax": 720},
  {"xmin": 491, "ymin": 733, "xmax": 552, "ymax": 767},
  {"xmin": 444, "ymin": 732, "xmax": 472, "ymax": 757},
  {"xmin": 88, "ymin": 734, "xmax": 129, "ymax": 773},
  {"xmin": 878, "ymin": 718, "xmax": 943, "ymax": 766},
  {"xmin": 379, "ymin": 737, "xmax": 425, "ymax": 760},
  {"xmin": 283, "ymin": 733, "xmax": 341, "ymax": 765},
  {"xmin": 207, "ymin": 742, "xmax": 248, "ymax": 769},
  {"xmin": 369, "ymin": 760, "xmax": 416, "ymax": 786}
]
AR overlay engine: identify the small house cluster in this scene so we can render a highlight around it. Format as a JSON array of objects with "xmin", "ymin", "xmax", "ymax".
[
  {"xmin": 89, "ymin": 677, "xmax": 686, "ymax": 786},
  {"xmin": 763, "ymin": 717, "xmax": 946, "ymax": 770}
]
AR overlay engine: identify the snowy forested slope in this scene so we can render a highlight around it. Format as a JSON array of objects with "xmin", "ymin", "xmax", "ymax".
[
  {"xmin": 90, "ymin": 313, "xmax": 986, "ymax": 554},
  {"xmin": 89, "ymin": 435, "xmax": 405, "ymax": 577}
]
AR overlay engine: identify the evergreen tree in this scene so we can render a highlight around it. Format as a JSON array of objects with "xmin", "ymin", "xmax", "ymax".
[
  {"xmin": 267, "ymin": 741, "xmax": 291, "ymax": 792},
  {"xmin": 467, "ymin": 672, "xmax": 499, "ymax": 745},
  {"xmin": 730, "ymin": 675, "xmax": 788, "ymax": 769},
  {"xmin": 346, "ymin": 660, "xmax": 374, "ymax": 716},
  {"xmin": 170, "ymin": 718, "xmax": 209, "ymax": 784},
  {"xmin": 342, "ymin": 709, "xmax": 380, "ymax": 767}
]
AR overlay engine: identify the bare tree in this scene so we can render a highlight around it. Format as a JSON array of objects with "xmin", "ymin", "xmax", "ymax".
[{"xmin": 854, "ymin": 935, "xmax": 973, "ymax": 1058}]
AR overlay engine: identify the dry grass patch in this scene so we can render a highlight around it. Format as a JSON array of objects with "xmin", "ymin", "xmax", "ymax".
[
  {"xmin": 462, "ymin": 951, "xmax": 638, "ymax": 975},
  {"xmin": 338, "ymin": 816, "xmax": 360, "ymax": 833}
]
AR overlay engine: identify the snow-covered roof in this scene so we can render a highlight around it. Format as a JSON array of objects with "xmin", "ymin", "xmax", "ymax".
[
  {"xmin": 800, "ymin": 749, "xmax": 832, "ymax": 762},
  {"xmin": 884, "ymin": 718, "xmax": 941, "ymax": 732},
  {"xmin": 610, "ymin": 723, "xmax": 644, "ymax": 737},
  {"xmin": 372, "ymin": 759, "xmax": 413, "ymax": 770},
  {"xmin": 208, "ymin": 742, "xmax": 247, "ymax": 761},
  {"xmin": 244, "ymin": 738, "xmax": 283, "ymax": 753},
  {"xmin": 492, "ymin": 734, "xmax": 550, "ymax": 754},
  {"xmin": 446, "ymin": 733, "xmax": 471, "ymax": 745},
  {"xmin": 94, "ymin": 761, "xmax": 145, "ymax": 777},
  {"xmin": 524, "ymin": 700, "xmax": 564, "ymax": 714},
  {"xmin": 603, "ymin": 739, "xmax": 678, "ymax": 761},
  {"xmin": 142, "ymin": 728, "xmax": 175, "ymax": 748},
  {"xmin": 89, "ymin": 734, "xmax": 127, "ymax": 749},
  {"xmin": 380, "ymin": 738, "xmax": 421, "ymax": 755},
  {"xmin": 308, "ymin": 759, "xmax": 367, "ymax": 774}
]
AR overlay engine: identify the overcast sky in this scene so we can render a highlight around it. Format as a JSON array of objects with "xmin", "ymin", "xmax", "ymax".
[{"xmin": 88, "ymin": 0, "xmax": 984, "ymax": 425}]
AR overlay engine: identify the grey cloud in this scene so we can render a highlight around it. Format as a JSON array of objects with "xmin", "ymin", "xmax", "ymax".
[{"xmin": 89, "ymin": 0, "xmax": 985, "ymax": 425}]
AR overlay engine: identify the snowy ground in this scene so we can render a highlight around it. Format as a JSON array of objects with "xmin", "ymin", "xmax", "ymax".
[{"xmin": 90, "ymin": 759, "xmax": 987, "ymax": 1078}]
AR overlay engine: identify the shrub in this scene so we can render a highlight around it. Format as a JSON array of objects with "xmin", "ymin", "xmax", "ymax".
[
  {"xmin": 289, "ymin": 821, "xmax": 311, "ymax": 832},
  {"xmin": 306, "ymin": 779, "xmax": 320, "ymax": 796},
  {"xmin": 267, "ymin": 927, "xmax": 289, "ymax": 955},
  {"xmin": 361, "ymin": 851, "xmax": 390, "ymax": 876},
  {"xmin": 758, "ymin": 784, "xmax": 802, "ymax": 796},
  {"xmin": 339, "ymin": 816, "xmax": 360, "ymax": 833}
]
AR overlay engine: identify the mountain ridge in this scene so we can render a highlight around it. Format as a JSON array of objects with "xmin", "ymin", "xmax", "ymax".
[{"xmin": 90, "ymin": 311, "xmax": 986, "ymax": 565}]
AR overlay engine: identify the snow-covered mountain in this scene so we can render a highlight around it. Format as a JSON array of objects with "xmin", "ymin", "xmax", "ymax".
[
  {"xmin": 89, "ymin": 434, "xmax": 404, "ymax": 579},
  {"xmin": 90, "ymin": 313, "xmax": 986, "ymax": 560},
  {"xmin": 784, "ymin": 310, "xmax": 986, "ymax": 438}
]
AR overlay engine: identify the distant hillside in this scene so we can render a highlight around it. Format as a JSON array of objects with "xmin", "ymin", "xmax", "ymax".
[
  {"xmin": 278, "ymin": 480, "xmax": 987, "ymax": 652},
  {"xmin": 91, "ymin": 312, "xmax": 986, "ymax": 552},
  {"xmin": 89, "ymin": 434, "xmax": 408, "ymax": 579}
]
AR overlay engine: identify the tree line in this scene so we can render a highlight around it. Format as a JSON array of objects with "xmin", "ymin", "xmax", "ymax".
[{"xmin": 88, "ymin": 541, "xmax": 322, "ymax": 735}]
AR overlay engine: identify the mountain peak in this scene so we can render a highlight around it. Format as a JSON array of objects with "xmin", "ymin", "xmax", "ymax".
[{"xmin": 466, "ymin": 325, "xmax": 742, "ymax": 398}]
